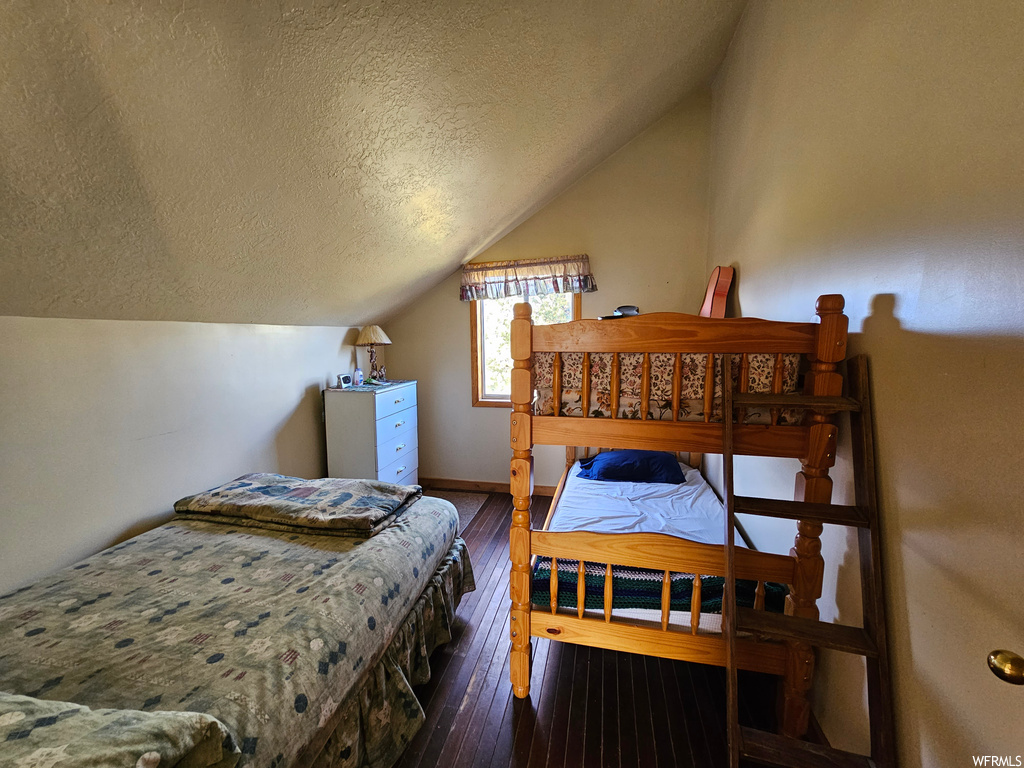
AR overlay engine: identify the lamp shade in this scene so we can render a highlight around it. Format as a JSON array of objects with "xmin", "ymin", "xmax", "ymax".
[{"xmin": 355, "ymin": 325, "xmax": 392, "ymax": 346}]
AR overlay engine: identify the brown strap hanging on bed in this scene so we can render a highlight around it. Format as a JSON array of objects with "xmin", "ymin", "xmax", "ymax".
[{"xmin": 699, "ymin": 266, "xmax": 734, "ymax": 319}]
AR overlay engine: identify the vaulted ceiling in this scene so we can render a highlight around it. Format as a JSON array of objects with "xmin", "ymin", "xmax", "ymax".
[{"xmin": 0, "ymin": 0, "xmax": 745, "ymax": 326}]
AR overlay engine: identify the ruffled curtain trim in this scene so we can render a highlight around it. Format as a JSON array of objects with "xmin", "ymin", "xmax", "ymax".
[{"xmin": 459, "ymin": 254, "xmax": 598, "ymax": 301}]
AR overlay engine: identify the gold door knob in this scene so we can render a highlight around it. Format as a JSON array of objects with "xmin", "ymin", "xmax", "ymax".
[{"xmin": 987, "ymin": 650, "xmax": 1024, "ymax": 685}]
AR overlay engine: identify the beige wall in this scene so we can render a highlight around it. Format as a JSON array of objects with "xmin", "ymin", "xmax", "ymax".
[
  {"xmin": 0, "ymin": 317, "xmax": 355, "ymax": 593},
  {"xmin": 710, "ymin": 2, "xmax": 1024, "ymax": 765},
  {"xmin": 386, "ymin": 92, "xmax": 714, "ymax": 488},
  {"xmin": 0, "ymin": 0, "xmax": 743, "ymax": 328}
]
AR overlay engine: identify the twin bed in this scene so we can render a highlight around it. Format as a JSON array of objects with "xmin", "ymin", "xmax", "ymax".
[
  {"xmin": 0, "ymin": 474, "xmax": 474, "ymax": 768},
  {"xmin": 509, "ymin": 295, "xmax": 849, "ymax": 738}
]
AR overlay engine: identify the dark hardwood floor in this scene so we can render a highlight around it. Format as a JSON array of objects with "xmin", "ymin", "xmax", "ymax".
[{"xmin": 394, "ymin": 492, "xmax": 778, "ymax": 768}]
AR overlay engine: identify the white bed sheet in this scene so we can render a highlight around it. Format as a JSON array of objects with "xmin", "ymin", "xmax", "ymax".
[{"xmin": 548, "ymin": 460, "xmax": 738, "ymax": 546}]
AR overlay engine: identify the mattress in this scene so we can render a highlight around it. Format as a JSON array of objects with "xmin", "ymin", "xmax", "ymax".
[
  {"xmin": 545, "ymin": 461, "xmax": 733, "ymax": 545},
  {"xmin": 532, "ymin": 462, "xmax": 786, "ymax": 625},
  {"xmin": 0, "ymin": 494, "xmax": 474, "ymax": 768}
]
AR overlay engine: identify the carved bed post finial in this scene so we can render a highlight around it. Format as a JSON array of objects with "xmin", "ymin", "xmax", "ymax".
[
  {"xmin": 781, "ymin": 294, "xmax": 848, "ymax": 737},
  {"xmin": 509, "ymin": 302, "xmax": 535, "ymax": 698}
]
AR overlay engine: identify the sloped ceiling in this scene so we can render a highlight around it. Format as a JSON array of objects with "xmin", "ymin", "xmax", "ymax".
[{"xmin": 0, "ymin": 0, "xmax": 745, "ymax": 326}]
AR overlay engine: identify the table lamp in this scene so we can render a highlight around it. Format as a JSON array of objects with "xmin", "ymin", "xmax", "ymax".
[{"xmin": 355, "ymin": 325, "xmax": 392, "ymax": 382}]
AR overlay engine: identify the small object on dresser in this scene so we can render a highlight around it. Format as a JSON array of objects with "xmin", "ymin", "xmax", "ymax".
[
  {"xmin": 353, "ymin": 367, "xmax": 364, "ymax": 386},
  {"xmin": 337, "ymin": 373, "xmax": 352, "ymax": 389}
]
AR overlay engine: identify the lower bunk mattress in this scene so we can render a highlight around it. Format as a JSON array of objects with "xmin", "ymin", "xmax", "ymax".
[
  {"xmin": 0, "ymin": 486, "xmax": 474, "ymax": 768},
  {"xmin": 532, "ymin": 460, "xmax": 787, "ymax": 627}
]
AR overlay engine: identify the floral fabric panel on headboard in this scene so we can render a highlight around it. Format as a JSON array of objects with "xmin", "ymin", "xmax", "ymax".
[{"xmin": 533, "ymin": 352, "xmax": 802, "ymax": 424}]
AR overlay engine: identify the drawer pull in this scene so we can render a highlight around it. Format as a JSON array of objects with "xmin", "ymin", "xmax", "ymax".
[
  {"xmin": 396, "ymin": 466, "xmax": 407, "ymax": 475},
  {"xmin": 394, "ymin": 398, "xmax": 405, "ymax": 404},
  {"xmin": 396, "ymin": 444, "xmax": 406, "ymax": 452},
  {"xmin": 395, "ymin": 420, "xmax": 405, "ymax": 428}
]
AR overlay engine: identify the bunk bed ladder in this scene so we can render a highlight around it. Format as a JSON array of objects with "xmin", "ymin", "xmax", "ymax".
[{"xmin": 723, "ymin": 355, "xmax": 897, "ymax": 768}]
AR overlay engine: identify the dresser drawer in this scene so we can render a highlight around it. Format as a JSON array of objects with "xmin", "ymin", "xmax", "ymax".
[
  {"xmin": 379, "ymin": 448, "xmax": 418, "ymax": 484},
  {"xmin": 373, "ymin": 383, "xmax": 416, "ymax": 422},
  {"xmin": 377, "ymin": 431, "xmax": 417, "ymax": 471},
  {"xmin": 375, "ymin": 406, "xmax": 417, "ymax": 446},
  {"xmin": 395, "ymin": 465, "xmax": 419, "ymax": 486}
]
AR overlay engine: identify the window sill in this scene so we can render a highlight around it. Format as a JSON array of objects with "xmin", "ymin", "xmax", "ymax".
[{"xmin": 472, "ymin": 397, "xmax": 513, "ymax": 408}]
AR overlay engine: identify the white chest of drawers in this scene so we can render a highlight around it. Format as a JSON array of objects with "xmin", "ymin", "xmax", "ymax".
[{"xmin": 324, "ymin": 380, "xmax": 418, "ymax": 485}]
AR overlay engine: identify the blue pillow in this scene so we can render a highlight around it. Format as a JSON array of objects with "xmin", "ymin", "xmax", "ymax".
[{"xmin": 576, "ymin": 450, "xmax": 687, "ymax": 484}]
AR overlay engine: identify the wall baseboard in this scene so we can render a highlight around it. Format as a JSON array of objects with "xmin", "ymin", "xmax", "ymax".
[{"xmin": 420, "ymin": 477, "xmax": 558, "ymax": 497}]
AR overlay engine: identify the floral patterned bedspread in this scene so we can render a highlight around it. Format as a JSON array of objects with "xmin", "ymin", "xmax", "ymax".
[
  {"xmin": 0, "ymin": 691, "xmax": 239, "ymax": 768},
  {"xmin": 0, "ymin": 495, "xmax": 464, "ymax": 768}
]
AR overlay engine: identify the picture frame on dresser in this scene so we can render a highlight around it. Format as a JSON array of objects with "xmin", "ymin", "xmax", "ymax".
[{"xmin": 324, "ymin": 380, "xmax": 418, "ymax": 485}]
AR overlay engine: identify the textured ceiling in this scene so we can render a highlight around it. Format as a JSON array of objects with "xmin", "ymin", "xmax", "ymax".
[{"xmin": 0, "ymin": 0, "xmax": 745, "ymax": 326}]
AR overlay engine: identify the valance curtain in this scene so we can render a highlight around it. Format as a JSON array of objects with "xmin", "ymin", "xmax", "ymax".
[{"xmin": 459, "ymin": 254, "xmax": 598, "ymax": 301}]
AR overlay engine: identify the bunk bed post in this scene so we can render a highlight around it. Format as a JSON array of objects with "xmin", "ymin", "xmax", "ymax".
[
  {"xmin": 509, "ymin": 302, "xmax": 535, "ymax": 698},
  {"xmin": 781, "ymin": 294, "xmax": 848, "ymax": 737}
]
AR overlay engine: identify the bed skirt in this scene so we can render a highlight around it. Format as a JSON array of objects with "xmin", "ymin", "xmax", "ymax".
[{"xmin": 304, "ymin": 538, "xmax": 475, "ymax": 768}]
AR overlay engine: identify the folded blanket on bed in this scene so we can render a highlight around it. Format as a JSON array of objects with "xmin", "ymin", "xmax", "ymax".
[
  {"xmin": 174, "ymin": 473, "xmax": 421, "ymax": 537},
  {"xmin": 0, "ymin": 692, "xmax": 239, "ymax": 768}
]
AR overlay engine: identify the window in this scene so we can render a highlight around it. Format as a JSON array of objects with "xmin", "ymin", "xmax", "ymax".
[
  {"xmin": 461, "ymin": 254, "xmax": 596, "ymax": 407},
  {"xmin": 471, "ymin": 293, "xmax": 581, "ymax": 407}
]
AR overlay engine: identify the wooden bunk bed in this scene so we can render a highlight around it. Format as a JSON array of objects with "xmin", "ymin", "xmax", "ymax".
[{"xmin": 508, "ymin": 295, "xmax": 849, "ymax": 738}]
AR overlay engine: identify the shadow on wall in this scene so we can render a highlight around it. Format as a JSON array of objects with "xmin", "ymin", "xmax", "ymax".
[
  {"xmin": 275, "ymin": 384, "xmax": 328, "ymax": 478},
  {"xmin": 723, "ymin": 293, "xmax": 1023, "ymax": 761},
  {"xmin": 834, "ymin": 293, "xmax": 1024, "ymax": 762}
]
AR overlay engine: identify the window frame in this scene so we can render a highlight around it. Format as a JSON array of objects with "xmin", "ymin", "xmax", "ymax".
[{"xmin": 470, "ymin": 293, "xmax": 582, "ymax": 408}]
